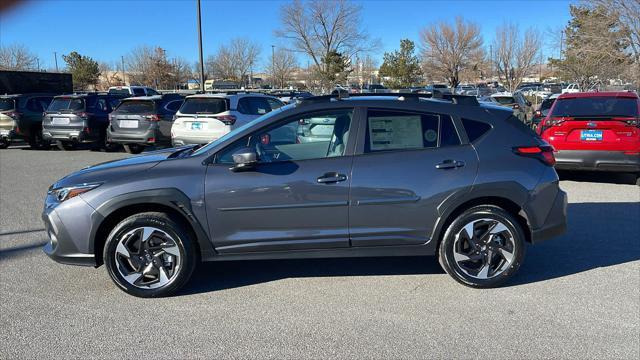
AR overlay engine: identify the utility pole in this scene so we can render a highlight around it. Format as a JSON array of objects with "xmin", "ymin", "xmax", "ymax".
[
  {"xmin": 36, "ymin": 57, "xmax": 40, "ymax": 71},
  {"xmin": 121, "ymin": 56, "xmax": 126, "ymax": 85},
  {"xmin": 489, "ymin": 44, "xmax": 493, "ymax": 81},
  {"xmin": 196, "ymin": 0, "xmax": 205, "ymax": 92},
  {"xmin": 54, "ymin": 52, "xmax": 59, "ymax": 72},
  {"xmin": 271, "ymin": 45, "xmax": 276, "ymax": 88}
]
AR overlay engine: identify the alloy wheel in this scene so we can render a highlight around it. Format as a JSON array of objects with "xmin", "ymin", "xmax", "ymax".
[
  {"xmin": 452, "ymin": 218, "xmax": 516, "ymax": 279},
  {"xmin": 114, "ymin": 226, "xmax": 182, "ymax": 289}
]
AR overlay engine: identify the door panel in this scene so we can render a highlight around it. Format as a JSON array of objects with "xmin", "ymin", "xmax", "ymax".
[
  {"xmin": 205, "ymin": 157, "xmax": 352, "ymax": 253},
  {"xmin": 349, "ymin": 146, "xmax": 478, "ymax": 246}
]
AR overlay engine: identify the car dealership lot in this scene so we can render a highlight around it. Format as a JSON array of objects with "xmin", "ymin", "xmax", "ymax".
[{"xmin": 1, "ymin": 146, "xmax": 638, "ymax": 359}]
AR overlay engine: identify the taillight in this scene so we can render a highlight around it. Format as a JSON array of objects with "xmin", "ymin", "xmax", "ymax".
[
  {"xmin": 144, "ymin": 114, "xmax": 161, "ymax": 121},
  {"xmin": 512, "ymin": 104, "xmax": 520, "ymax": 110},
  {"xmin": 514, "ymin": 144, "xmax": 556, "ymax": 166},
  {"xmin": 78, "ymin": 112, "xmax": 89, "ymax": 119},
  {"xmin": 534, "ymin": 110, "xmax": 542, "ymax": 117},
  {"xmin": 5, "ymin": 111, "xmax": 20, "ymax": 119},
  {"xmin": 215, "ymin": 114, "xmax": 236, "ymax": 125},
  {"xmin": 546, "ymin": 117, "xmax": 566, "ymax": 127}
]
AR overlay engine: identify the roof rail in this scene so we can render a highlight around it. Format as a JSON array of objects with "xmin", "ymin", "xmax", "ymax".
[{"xmin": 299, "ymin": 91, "xmax": 479, "ymax": 106}]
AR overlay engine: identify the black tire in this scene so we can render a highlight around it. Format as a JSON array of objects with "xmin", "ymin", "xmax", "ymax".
[
  {"xmin": 438, "ymin": 205, "xmax": 526, "ymax": 288},
  {"xmin": 99, "ymin": 132, "xmax": 120, "ymax": 152},
  {"xmin": 55, "ymin": 140, "xmax": 76, "ymax": 151},
  {"xmin": 123, "ymin": 144, "xmax": 145, "ymax": 154},
  {"xmin": 635, "ymin": 174, "xmax": 640, "ymax": 187},
  {"xmin": 0, "ymin": 139, "xmax": 9, "ymax": 149},
  {"xmin": 103, "ymin": 212, "xmax": 197, "ymax": 297}
]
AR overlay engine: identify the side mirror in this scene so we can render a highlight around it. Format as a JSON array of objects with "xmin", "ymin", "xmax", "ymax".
[{"xmin": 230, "ymin": 147, "xmax": 258, "ymax": 172}]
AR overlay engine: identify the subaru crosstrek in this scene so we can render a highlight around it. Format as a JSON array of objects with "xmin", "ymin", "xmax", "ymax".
[
  {"xmin": 539, "ymin": 91, "xmax": 640, "ymax": 185},
  {"xmin": 43, "ymin": 93, "xmax": 567, "ymax": 297}
]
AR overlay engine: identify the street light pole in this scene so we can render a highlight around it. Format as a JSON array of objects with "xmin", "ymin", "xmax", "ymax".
[
  {"xmin": 196, "ymin": 0, "xmax": 205, "ymax": 92},
  {"xmin": 54, "ymin": 52, "xmax": 59, "ymax": 72},
  {"xmin": 271, "ymin": 45, "xmax": 275, "ymax": 89},
  {"xmin": 121, "ymin": 56, "xmax": 126, "ymax": 85}
]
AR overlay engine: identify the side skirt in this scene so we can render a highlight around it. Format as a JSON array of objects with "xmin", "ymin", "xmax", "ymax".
[{"xmin": 204, "ymin": 243, "xmax": 436, "ymax": 262}]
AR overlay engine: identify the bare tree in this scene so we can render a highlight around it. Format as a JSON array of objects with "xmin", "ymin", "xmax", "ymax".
[
  {"xmin": 0, "ymin": 44, "xmax": 38, "ymax": 70},
  {"xmin": 276, "ymin": 0, "xmax": 378, "ymax": 89},
  {"xmin": 420, "ymin": 17, "xmax": 483, "ymax": 89},
  {"xmin": 125, "ymin": 46, "xmax": 174, "ymax": 88},
  {"xmin": 268, "ymin": 48, "xmax": 298, "ymax": 88},
  {"xmin": 493, "ymin": 23, "xmax": 542, "ymax": 92},
  {"xmin": 206, "ymin": 45, "xmax": 236, "ymax": 81},
  {"xmin": 98, "ymin": 62, "xmax": 123, "ymax": 90},
  {"xmin": 231, "ymin": 38, "xmax": 261, "ymax": 87},
  {"xmin": 171, "ymin": 57, "xmax": 193, "ymax": 89}
]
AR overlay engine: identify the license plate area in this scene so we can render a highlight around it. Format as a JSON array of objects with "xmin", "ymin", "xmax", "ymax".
[
  {"xmin": 52, "ymin": 117, "xmax": 70, "ymax": 125},
  {"xmin": 190, "ymin": 122, "xmax": 202, "ymax": 130},
  {"xmin": 581, "ymin": 129, "xmax": 603, "ymax": 141},
  {"xmin": 119, "ymin": 120, "xmax": 139, "ymax": 128}
]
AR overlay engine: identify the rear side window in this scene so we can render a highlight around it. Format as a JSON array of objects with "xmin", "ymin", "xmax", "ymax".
[
  {"xmin": 180, "ymin": 98, "xmax": 229, "ymax": 114},
  {"xmin": 146, "ymin": 88, "xmax": 160, "ymax": 96},
  {"xmin": 132, "ymin": 88, "xmax": 146, "ymax": 96},
  {"xmin": 364, "ymin": 109, "xmax": 460, "ymax": 153},
  {"xmin": 0, "ymin": 98, "xmax": 15, "ymax": 111},
  {"xmin": 114, "ymin": 100, "xmax": 155, "ymax": 114},
  {"xmin": 461, "ymin": 118, "xmax": 492, "ymax": 142},
  {"xmin": 551, "ymin": 97, "xmax": 639, "ymax": 117},
  {"xmin": 237, "ymin": 97, "xmax": 275, "ymax": 115},
  {"xmin": 108, "ymin": 88, "xmax": 130, "ymax": 96}
]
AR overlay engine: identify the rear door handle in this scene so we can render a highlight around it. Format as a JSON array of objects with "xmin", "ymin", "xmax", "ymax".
[
  {"xmin": 435, "ymin": 160, "xmax": 465, "ymax": 169},
  {"xmin": 317, "ymin": 172, "xmax": 347, "ymax": 183}
]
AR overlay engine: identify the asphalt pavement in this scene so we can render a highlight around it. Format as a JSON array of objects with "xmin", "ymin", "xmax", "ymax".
[{"xmin": 1, "ymin": 145, "xmax": 638, "ymax": 359}]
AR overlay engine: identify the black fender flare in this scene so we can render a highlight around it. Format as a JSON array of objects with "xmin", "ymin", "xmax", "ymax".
[{"xmin": 90, "ymin": 188, "xmax": 214, "ymax": 259}]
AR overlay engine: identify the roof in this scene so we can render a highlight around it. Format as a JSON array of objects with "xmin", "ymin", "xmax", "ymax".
[
  {"xmin": 558, "ymin": 91, "xmax": 639, "ymax": 99},
  {"xmin": 185, "ymin": 92, "xmax": 273, "ymax": 99},
  {"xmin": 1, "ymin": 93, "xmax": 58, "ymax": 98},
  {"xmin": 120, "ymin": 95, "xmax": 163, "ymax": 101}
]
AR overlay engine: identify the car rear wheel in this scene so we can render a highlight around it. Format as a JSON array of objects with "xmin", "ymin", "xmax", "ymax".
[
  {"xmin": 635, "ymin": 174, "xmax": 640, "ymax": 187},
  {"xmin": 55, "ymin": 140, "xmax": 76, "ymax": 151},
  {"xmin": 0, "ymin": 139, "xmax": 9, "ymax": 149},
  {"xmin": 103, "ymin": 212, "xmax": 197, "ymax": 297},
  {"xmin": 438, "ymin": 205, "xmax": 526, "ymax": 288},
  {"xmin": 123, "ymin": 144, "xmax": 145, "ymax": 154}
]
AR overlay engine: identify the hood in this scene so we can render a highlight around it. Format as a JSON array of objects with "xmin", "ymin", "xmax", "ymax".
[{"xmin": 51, "ymin": 147, "xmax": 185, "ymax": 189}]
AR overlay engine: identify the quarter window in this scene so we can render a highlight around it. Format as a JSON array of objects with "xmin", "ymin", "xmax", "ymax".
[
  {"xmin": 217, "ymin": 109, "xmax": 353, "ymax": 164},
  {"xmin": 364, "ymin": 109, "xmax": 460, "ymax": 153}
]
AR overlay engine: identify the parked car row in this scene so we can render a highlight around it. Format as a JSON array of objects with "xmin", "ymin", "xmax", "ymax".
[{"xmin": 0, "ymin": 90, "xmax": 286, "ymax": 153}]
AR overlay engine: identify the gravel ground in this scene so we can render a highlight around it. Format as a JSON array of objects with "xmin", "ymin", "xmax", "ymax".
[{"xmin": 1, "ymin": 145, "xmax": 638, "ymax": 359}]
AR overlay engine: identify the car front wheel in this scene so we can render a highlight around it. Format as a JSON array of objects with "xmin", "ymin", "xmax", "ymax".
[
  {"xmin": 438, "ymin": 205, "xmax": 526, "ymax": 288},
  {"xmin": 103, "ymin": 212, "xmax": 197, "ymax": 297}
]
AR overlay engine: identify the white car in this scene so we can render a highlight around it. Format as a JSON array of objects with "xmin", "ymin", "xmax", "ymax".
[
  {"xmin": 561, "ymin": 83, "xmax": 580, "ymax": 94},
  {"xmin": 171, "ymin": 93, "xmax": 284, "ymax": 146},
  {"xmin": 107, "ymin": 86, "xmax": 161, "ymax": 97}
]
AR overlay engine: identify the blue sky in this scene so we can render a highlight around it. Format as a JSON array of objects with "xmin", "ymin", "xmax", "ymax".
[{"xmin": 0, "ymin": 0, "xmax": 573, "ymax": 70}]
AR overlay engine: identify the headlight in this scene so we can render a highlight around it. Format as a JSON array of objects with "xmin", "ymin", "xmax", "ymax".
[{"xmin": 48, "ymin": 183, "xmax": 101, "ymax": 202}]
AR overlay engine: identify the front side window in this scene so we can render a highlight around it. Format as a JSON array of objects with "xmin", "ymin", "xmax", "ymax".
[
  {"xmin": 364, "ymin": 109, "xmax": 460, "ymax": 153},
  {"xmin": 146, "ymin": 88, "xmax": 160, "ymax": 96},
  {"xmin": 216, "ymin": 109, "xmax": 353, "ymax": 164}
]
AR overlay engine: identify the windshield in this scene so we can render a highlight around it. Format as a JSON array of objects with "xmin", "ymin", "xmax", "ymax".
[
  {"xmin": 493, "ymin": 96, "xmax": 515, "ymax": 105},
  {"xmin": 180, "ymin": 98, "xmax": 228, "ymax": 114},
  {"xmin": 0, "ymin": 98, "xmax": 15, "ymax": 111},
  {"xmin": 540, "ymin": 98, "xmax": 556, "ymax": 114},
  {"xmin": 551, "ymin": 97, "xmax": 639, "ymax": 117},
  {"xmin": 191, "ymin": 104, "xmax": 293, "ymax": 156},
  {"xmin": 48, "ymin": 98, "xmax": 85, "ymax": 112},
  {"xmin": 114, "ymin": 100, "xmax": 155, "ymax": 114}
]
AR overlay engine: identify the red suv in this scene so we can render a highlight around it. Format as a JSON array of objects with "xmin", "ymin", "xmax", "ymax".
[{"xmin": 539, "ymin": 91, "xmax": 640, "ymax": 185}]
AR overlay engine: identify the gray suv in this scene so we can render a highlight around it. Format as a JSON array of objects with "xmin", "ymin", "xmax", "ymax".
[{"xmin": 42, "ymin": 93, "xmax": 567, "ymax": 297}]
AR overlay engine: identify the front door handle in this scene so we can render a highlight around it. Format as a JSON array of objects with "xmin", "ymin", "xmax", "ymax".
[
  {"xmin": 317, "ymin": 172, "xmax": 347, "ymax": 183},
  {"xmin": 435, "ymin": 160, "xmax": 465, "ymax": 169}
]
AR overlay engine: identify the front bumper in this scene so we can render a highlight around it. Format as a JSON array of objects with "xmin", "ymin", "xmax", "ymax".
[
  {"xmin": 530, "ymin": 189, "xmax": 567, "ymax": 244},
  {"xmin": 42, "ymin": 195, "xmax": 97, "ymax": 267},
  {"xmin": 555, "ymin": 150, "xmax": 640, "ymax": 173}
]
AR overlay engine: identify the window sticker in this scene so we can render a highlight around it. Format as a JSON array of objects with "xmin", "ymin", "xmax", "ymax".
[{"xmin": 368, "ymin": 116, "xmax": 423, "ymax": 151}]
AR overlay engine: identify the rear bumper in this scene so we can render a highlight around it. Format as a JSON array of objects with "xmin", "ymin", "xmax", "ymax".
[
  {"xmin": 172, "ymin": 134, "xmax": 220, "ymax": 146},
  {"xmin": 554, "ymin": 150, "xmax": 640, "ymax": 173},
  {"xmin": 530, "ymin": 189, "xmax": 567, "ymax": 244},
  {"xmin": 42, "ymin": 127, "xmax": 98, "ymax": 143},
  {"xmin": 107, "ymin": 127, "xmax": 159, "ymax": 145}
]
